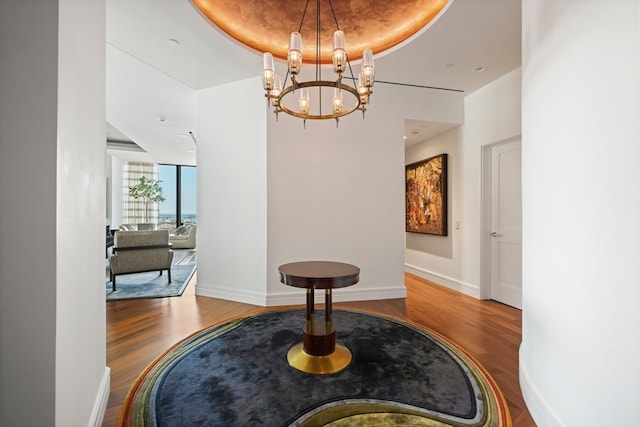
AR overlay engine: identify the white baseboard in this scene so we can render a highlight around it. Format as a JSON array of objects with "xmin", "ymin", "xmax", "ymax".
[
  {"xmin": 195, "ymin": 282, "xmax": 407, "ymax": 307},
  {"xmin": 195, "ymin": 283, "xmax": 267, "ymax": 306},
  {"xmin": 404, "ymin": 263, "xmax": 480, "ymax": 298},
  {"xmin": 519, "ymin": 344, "xmax": 562, "ymax": 427},
  {"xmin": 89, "ymin": 367, "xmax": 110, "ymax": 427}
]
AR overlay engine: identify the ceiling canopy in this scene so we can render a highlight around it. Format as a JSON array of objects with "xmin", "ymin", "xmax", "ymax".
[{"xmin": 192, "ymin": 0, "xmax": 450, "ymax": 63}]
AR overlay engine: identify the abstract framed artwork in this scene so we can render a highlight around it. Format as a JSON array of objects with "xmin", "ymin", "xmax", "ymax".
[{"xmin": 405, "ymin": 153, "xmax": 448, "ymax": 235}]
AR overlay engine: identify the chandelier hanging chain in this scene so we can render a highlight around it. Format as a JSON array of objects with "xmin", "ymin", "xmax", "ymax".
[
  {"xmin": 260, "ymin": 0, "xmax": 375, "ymax": 127},
  {"xmin": 316, "ymin": 0, "xmax": 320, "ymax": 72},
  {"xmin": 298, "ymin": 1, "xmax": 309, "ymax": 33},
  {"xmin": 316, "ymin": 0, "xmax": 321, "ymax": 113},
  {"xmin": 328, "ymin": 0, "xmax": 340, "ymax": 29}
]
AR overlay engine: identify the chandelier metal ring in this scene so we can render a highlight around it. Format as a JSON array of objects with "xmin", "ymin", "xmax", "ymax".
[{"xmin": 275, "ymin": 81, "xmax": 363, "ymax": 121}]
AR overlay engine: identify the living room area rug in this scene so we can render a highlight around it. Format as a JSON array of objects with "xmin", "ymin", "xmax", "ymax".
[
  {"xmin": 119, "ymin": 308, "xmax": 511, "ymax": 426},
  {"xmin": 106, "ymin": 249, "xmax": 196, "ymax": 301}
]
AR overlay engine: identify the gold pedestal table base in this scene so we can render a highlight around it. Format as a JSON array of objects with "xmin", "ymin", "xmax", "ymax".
[{"xmin": 287, "ymin": 342, "xmax": 352, "ymax": 375}]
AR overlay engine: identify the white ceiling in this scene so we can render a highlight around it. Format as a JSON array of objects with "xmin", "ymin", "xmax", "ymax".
[{"xmin": 106, "ymin": 0, "xmax": 521, "ymax": 163}]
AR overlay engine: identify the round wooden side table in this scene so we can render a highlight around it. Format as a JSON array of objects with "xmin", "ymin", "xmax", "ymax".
[{"xmin": 279, "ymin": 261, "xmax": 360, "ymax": 374}]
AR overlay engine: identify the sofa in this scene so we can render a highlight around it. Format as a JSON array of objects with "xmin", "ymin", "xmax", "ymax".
[
  {"xmin": 109, "ymin": 230, "xmax": 174, "ymax": 291},
  {"xmin": 169, "ymin": 225, "xmax": 196, "ymax": 249}
]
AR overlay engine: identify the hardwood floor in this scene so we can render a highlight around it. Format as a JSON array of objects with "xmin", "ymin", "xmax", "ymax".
[{"xmin": 104, "ymin": 272, "xmax": 536, "ymax": 426}]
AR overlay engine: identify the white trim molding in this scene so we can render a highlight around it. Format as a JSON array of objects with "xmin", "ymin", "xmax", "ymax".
[
  {"xmin": 195, "ymin": 283, "xmax": 268, "ymax": 306},
  {"xmin": 195, "ymin": 282, "xmax": 407, "ymax": 307},
  {"xmin": 89, "ymin": 367, "xmax": 110, "ymax": 427},
  {"xmin": 519, "ymin": 344, "xmax": 563, "ymax": 427},
  {"xmin": 405, "ymin": 263, "xmax": 480, "ymax": 298}
]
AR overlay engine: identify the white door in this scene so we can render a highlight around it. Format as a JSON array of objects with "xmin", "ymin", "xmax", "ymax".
[{"xmin": 490, "ymin": 140, "xmax": 522, "ymax": 308}]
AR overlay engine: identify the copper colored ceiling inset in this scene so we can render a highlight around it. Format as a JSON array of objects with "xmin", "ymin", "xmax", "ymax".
[{"xmin": 192, "ymin": 0, "xmax": 450, "ymax": 63}]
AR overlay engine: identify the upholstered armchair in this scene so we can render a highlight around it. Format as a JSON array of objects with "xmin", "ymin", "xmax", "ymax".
[{"xmin": 109, "ymin": 230, "xmax": 173, "ymax": 291}]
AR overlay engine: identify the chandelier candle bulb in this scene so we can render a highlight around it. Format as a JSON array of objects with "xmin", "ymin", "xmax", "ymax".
[
  {"xmin": 288, "ymin": 32, "xmax": 303, "ymax": 75},
  {"xmin": 358, "ymin": 72, "xmax": 369, "ymax": 104},
  {"xmin": 262, "ymin": 53, "xmax": 275, "ymax": 90},
  {"xmin": 362, "ymin": 49, "xmax": 375, "ymax": 87},
  {"xmin": 299, "ymin": 88, "xmax": 310, "ymax": 115},
  {"xmin": 332, "ymin": 30, "xmax": 346, "ymax": 74},
  {"xmin": 332, "ymin": 88, "xmax": 343, "ymax": 114},
  {"xmin": 271, "ymin": 74, "xmax": 282, "ymax": 107}
]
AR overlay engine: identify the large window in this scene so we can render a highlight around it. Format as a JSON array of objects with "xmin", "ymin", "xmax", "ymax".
[{"xmin": 158, "ymin": 164, "xmax": 197, "ymax": 231}]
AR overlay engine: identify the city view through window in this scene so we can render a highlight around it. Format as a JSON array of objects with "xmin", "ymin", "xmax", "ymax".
[{"xmin": 158, "ymin": 164, "xmax": 196, "ymax": 231}]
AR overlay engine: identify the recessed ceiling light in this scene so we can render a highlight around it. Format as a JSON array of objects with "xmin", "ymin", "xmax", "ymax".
[
  {"xmin": 444, "ymin": 63, "xmax": 454, "ymax": 69},
  {"xmin": 168, "ymin": 38, "xmax": 180, "ymax": 46},
  {"xmin": 157, "ymin": 116, "xmax": 167, "ymax": 123},
  {"xmin": 474, "ymin": 66, "xmax": 486, "ymax": 73}
]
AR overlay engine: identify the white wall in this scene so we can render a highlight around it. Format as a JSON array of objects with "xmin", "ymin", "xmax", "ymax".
[
  {"xmin": 0, "ymin": 0, "xmax": 108, "ymax": 426},
  {"xmin": 405, "ymin": 68, "xmax": 522, "ymax": 297},
  {"xmin": 265, "ymin": 82, "xmax": 464, "ymax": 305},
  {"xmin": 195, "ymin": 77, "xmax": 269, "ymax": 305},
  {"xmin": 195, "ymin": 75, "xmax": 463, "ymax": 306},
  {"xmin": 521, "ymin": 1, "xmax": 640, "ymax": 425},
  {"xmin": 57, "ymin": 1, "xmax": 109, "ymax": 424}
]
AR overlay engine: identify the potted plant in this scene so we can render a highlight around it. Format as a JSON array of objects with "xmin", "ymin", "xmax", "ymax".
[{"xmin": 128, "ymin": 176, "xmax": 165, "ymax": 229}]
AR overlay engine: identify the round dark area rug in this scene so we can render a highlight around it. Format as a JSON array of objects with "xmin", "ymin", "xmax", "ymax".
[{"xmin": 120, "ymin": 308, "xmax": 511, "ymax": 426}]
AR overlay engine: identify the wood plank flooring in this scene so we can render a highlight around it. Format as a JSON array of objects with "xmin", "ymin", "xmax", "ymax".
[{"xmin": 103, "ymin": 272, "xmax": 536, "ymax": 426}]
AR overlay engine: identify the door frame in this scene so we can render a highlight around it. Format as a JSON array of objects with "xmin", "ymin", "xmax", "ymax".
[{"xmin": 479, "ymin": 136, "xmax": 522, "ymax": 300}]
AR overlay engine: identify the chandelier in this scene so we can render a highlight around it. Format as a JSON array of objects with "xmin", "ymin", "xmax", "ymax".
[{"xmin": 260, "ymin": 0, "xmax": 375, "ymax": 127}]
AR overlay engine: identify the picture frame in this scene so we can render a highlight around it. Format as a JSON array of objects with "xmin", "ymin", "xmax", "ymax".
[{"xmin": 405, "ymin": 153, "xmax": 448, "ymax": 235}]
